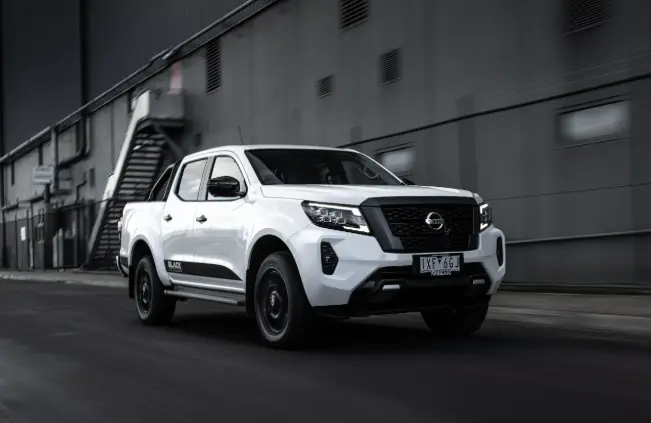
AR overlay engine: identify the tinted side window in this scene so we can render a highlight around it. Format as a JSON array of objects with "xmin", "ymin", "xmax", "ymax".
[
  {"xmin": 207, "ymin": 156, "xmax": 246, "ymax": 200},
  {"xmin": 154, "ymin": 179, "xmax": 170, "ymax": 201},
  {"xmin": 176, "ymin": 159, "xmax": 207, "ymax": 201}
]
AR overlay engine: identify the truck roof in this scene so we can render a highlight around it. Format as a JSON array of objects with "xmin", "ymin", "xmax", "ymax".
[{"xmin": 184, "ymin": 144, "xmax": 355, "ymax": 160}]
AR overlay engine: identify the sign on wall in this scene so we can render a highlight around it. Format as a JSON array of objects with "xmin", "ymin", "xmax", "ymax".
[{"xmin": 33, "ymin": 165, "xmax": 54, "ymax": 185}]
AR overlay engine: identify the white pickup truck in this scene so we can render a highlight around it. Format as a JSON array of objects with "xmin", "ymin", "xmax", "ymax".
[{"xmin": 117, "ymin": 145, "xmax": 506, "ymax": 349}]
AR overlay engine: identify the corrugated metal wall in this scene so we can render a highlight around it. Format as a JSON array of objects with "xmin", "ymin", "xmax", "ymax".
[
  {"xmin": 0, "ymin": 0, "xmax": 249, "ymax": 152},
  {"xmin": 0, "ymin": 0, "xmax": 82, "ymax": 152},
  {"xmin": 85, "ymin": 0, "xmax": 250, "ymax": 97}
]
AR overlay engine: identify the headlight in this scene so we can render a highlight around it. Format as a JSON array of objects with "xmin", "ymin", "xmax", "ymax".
[
  {"xmin": 301, "ymin": 202, "xmax": 370, "ymax": 234},
  {"xmin": 479, "ymin": 203, "xmax": 492, "ymax": 231}
]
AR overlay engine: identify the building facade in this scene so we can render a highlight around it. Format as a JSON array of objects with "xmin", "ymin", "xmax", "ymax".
[{"xmin": 1, "ymin": 0, "xmax": 650, "ymax": 286}]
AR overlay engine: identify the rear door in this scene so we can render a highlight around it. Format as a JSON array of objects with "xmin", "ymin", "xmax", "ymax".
[{"xmin": 160, "ymin": 157, "xmax": 208, "ymax": 282}]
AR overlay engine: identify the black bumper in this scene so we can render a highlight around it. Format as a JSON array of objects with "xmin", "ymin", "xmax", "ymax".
[{"xmin": 315, "ymin": 262, "xmax": 490, "ymax": 318}]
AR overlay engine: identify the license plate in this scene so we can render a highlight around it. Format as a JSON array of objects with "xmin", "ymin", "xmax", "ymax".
[{"xmin": 415, "ymin": 254, "xmax": 462, "ymax": 276}]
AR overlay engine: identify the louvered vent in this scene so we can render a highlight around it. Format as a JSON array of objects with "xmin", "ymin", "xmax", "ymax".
[
  {"xmin": 565, "ymin": 0, "xmax": 613, "ymax": 33},
  {"xmin": 317, "ymin": 75, "xmax": 334, "ymax": 98},
  {"xmin": 340, "ymin": 0, "xmax": 369, "ymax": 29},
  {"xmin": 380, "ymin": 49, "xmax": 401, "ymax": 85},
  {"xmin": 206, "ymin": 39, "xmax": 221, "ymax": 93}
]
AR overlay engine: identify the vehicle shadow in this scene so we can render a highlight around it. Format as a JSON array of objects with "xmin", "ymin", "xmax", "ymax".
[{"xmin": 165, "ymin": 309, "xmax": 526, "ymax": 354}]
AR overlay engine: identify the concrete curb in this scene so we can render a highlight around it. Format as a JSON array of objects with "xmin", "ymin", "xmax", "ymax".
[
  {"xmin": 489, "ymin": 306, "xmax": 651, "ymax": 337},
  {"xmin": 501, "ymin": 282, "xmax": 651, "ymax": 296}
]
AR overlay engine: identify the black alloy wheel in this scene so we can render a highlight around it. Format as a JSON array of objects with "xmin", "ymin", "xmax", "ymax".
[{"xmin": 136, "ymin": 271, "xmax": 152, "ymax": 316}]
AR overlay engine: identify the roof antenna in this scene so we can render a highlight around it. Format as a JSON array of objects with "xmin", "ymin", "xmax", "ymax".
[{"xmin": 238, "ymin": 126, "xmax": 244, "ymax": 145}]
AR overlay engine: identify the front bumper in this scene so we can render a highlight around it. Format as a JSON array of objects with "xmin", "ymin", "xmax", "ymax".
[{"xmin": 288, "ymin": 225, "xmax": 506, "ymax": 313}]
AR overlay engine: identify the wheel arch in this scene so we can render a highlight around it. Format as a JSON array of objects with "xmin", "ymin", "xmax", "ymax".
[
  {"xmin": 128, "ymin": 239, "xmax": 154, "ymax": 298},
  {"xmin": 246, "ymin": 234, "xmax": 295, "ymax": 316}
]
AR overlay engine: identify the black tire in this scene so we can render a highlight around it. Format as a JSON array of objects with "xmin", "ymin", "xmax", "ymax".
[
  {"xmin": 421, "ymin": 296, "xmax": 490, "ymax": 337},
  {"xmin": 134, "ymin": 255, "xmax": 176, "ymax": 325},
  {"xmin": 253, "ymin": 251, "xmax": 313, "ymax": 349}
]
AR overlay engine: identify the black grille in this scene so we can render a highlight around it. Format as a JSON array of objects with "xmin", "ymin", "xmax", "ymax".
[
  {"xmin": 564, "ymin": 0, "xmax": 612, "ymax": 34},
  {"xmin": 317, "ymin": 75, "xmax": 334, "ymax": 98},
  {"xmin": 206, "ymin": 39, "xmax": 221, "ymax": 93},
  {"xmin": 381, "ymin": 204, "xmax": 477, "ymax": 253},
  {"xmin": 380, "ymin": 49, "xmax": 401, "ymax": 84},
  {"xmin": 340, "ymin": 0, "xmax": 369, "ymax": 29}
]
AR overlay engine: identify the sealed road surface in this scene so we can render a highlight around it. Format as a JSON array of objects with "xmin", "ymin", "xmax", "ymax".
[{"xmin": 0, "ymin": 280, "xmax": 650, "ymax": 423}]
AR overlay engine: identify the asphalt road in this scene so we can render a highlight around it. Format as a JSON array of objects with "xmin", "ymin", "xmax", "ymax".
[{"xmin": 1, "ymin": 281, "xmax": 650, "ymax": 423}]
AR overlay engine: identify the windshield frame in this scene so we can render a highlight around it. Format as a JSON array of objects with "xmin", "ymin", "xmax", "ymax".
[{"xmin": 244, "ymin": 148, "xmax": 405, "ymax": 186}]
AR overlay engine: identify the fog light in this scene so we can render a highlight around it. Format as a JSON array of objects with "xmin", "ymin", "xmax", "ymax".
[
  {"xmin": 321, "ymin": 242, "xmax": 338, "ymax": 275},
  {"xmin": 496, "ymin": 237, "xmax": 504, "ymax": 266}
]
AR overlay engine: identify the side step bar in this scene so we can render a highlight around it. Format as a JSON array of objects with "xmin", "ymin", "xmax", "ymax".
[{"xmin": 164, "ymin": 287, "xmax": 245, "ymax": 306}]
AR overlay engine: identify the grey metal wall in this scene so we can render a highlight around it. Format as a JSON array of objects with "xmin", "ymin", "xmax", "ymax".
[
  {"xmin": 4, "ymin": 0, "xmax": 651, "ymax": 285},
  {"xmin": 0, "ymin": 0, "xmax": 82, "ymax": 152},
  {"xmin": 86, "ymin": 0, "xmax": 253, "ymax": 97}
]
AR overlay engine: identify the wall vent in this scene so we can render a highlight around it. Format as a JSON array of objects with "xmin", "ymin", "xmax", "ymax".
[
  {"xmin": 380, "ymin": 49, "xmax": 402, "ymax": 85},
  {"xmin": 565, "ymin": 0, "xmax": 613, "ymax": 34},
  {"xmin": 340, "ymin": 0, "xmax": 369, "ymax": 30},
  {"xmin": 317, "ymin": 75, "xmax": 334, "ymax": 98},
  {"xmin": 206, "ymin": 39, "xmax": 222, "ymax": 93}
]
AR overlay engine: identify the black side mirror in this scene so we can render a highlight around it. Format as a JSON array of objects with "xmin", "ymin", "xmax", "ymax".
[
  {"xmin": 401, "ymin": 177, "xmax": 415, "ymax": 185},
  {"xmin": 207, "ymin": 176, "xmax": 243, "ymax": 198}
]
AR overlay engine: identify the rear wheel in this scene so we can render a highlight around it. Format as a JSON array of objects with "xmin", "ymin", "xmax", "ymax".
[
  {"xmin": 421, "ymin": 296, "xmax": 490, "ymax": 336},
  {"xmin": 254, "ymin": 251, "xmax": 313, "ymax": 349},
  {"xmin": 135, "ymin": 255, "xmax": 176, "ymax": 325}
]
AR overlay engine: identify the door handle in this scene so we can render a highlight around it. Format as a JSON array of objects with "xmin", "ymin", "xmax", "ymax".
[
  {"xmin": 163, "ymin": 214, "xmax": 172, "ymax": 222},
  {"xmin": 196, "ymin": 215, "xmax": 207, "ymax": 223}
]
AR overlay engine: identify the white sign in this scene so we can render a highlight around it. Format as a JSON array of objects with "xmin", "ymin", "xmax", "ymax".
[
  {"xmin": 33, "ymin": 165, "xmax": 54, "ymax": 185},
  {"xmin": 20, "ymin": 226, "xmax": 26, "ymax": 241}
]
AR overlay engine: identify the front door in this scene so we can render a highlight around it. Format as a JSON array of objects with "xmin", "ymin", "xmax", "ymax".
[
  {"xmin": 160, "ymin": 157, "xmax": 208, "ymax": 283},
  {"xmin": 192, "ymin": 155, "xmax": 249, "ymax": 293}
]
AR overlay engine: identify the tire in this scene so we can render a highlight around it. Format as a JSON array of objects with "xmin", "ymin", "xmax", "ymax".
[
  {"xmin": 134, "ymin": 255, "xmax": 176, "ymax": 326},
  {"xmin": 253, "ymin": 251, "xmax": 313, "ymax": 349},
  {"xmin": 421, "ymin": 296, "xmax": 490, "ymax": 337}
]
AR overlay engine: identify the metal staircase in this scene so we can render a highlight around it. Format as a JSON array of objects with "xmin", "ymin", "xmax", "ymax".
[{"xmin": 83, "ymin": 90, "xmax": 185, "ymax": 270}]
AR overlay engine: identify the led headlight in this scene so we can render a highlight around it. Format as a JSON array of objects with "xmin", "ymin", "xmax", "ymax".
[
  {"xmin": 479, "ymin": 203, "xmax": 492, "ymax": 231},
  {"xmin": 301, "ymin": 202, "xmax": 370, "ymax": 234}
]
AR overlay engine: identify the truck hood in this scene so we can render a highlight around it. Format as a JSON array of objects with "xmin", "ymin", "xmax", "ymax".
[{"xmin": 259, "ymin": 185, "xmax": 475, "ymax": 206}]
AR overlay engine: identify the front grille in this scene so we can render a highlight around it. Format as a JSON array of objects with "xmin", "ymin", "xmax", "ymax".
[{"xmin": 381, "ymin": 203, "xmax": 477, "ymax": 253}]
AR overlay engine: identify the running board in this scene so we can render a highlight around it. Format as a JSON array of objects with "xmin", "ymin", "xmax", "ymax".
[{"xmin": 164, "ymin": 288, "xmax": 245, "ymax": 306}]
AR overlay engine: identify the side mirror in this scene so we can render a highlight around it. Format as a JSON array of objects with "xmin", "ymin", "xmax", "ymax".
[
  {"xmin": 401, "ymin": 177, "xmax": 415, "ymax": 185},
  {"xmin": 207, "ymin": 176, "xmax": 243, "ymax": 198}
]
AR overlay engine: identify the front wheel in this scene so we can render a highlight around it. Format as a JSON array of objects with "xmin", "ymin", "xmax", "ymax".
[
  {"xmin": 254, "ymin": 251, "xmax": 313, "ymax": 349},
  {"xmin": 134, "ymin": 255, "xmax": 176, "ymax": 325},
  {"xmin": 421, "ymin": 296, "xmax": 490, "ymax": 337}
]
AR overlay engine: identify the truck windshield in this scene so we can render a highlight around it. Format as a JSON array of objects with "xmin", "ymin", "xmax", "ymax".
[{"xmin": 245, "ymin": 148, "xmax": 403, "ymax": 186}]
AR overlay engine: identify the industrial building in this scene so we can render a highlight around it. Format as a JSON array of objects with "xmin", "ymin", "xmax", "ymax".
[{"xmin": 0, "ymin": 0, "xmax": 649, "ymax": 287}]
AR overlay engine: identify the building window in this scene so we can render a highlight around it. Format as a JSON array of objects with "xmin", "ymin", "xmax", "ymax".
[
  {"xmin": 206, "ymin": 39, "xmax": 222, "ymax": 93},
  {"xmin": 38, "ymin": 145, "xmax": 43, "ymax": 166},
  {"xmin": 377, "ymin": 147, "xmax": 415, "ymax": 176},
  {"xmin": 317, "ymin": 75, "xmax": 334, "ymax": 98},
  {"xmin": 89, "ymin": 167, "xmax": 96, "ymax": 188},
  {"xmin": 380, "ymin": 49, "xmax": 402, "ymax": 85},
  {"xmin": 10, "ymin": 162, "xmax": 15, "ymax": 186},
  {"xmin": 559, "ymin": 100, "xmax": 629, "ymax": 147},
  {"xmin": 340, "ymin": 0, "xmax": 369, "ymax": 30},
  {"xmin": 564, "ymin": 0, "xmax": 613, "ymax": 34}
]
